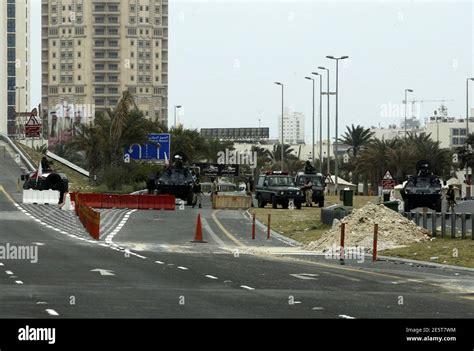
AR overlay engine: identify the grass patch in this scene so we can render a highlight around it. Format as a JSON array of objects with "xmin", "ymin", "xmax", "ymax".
[{"xmin": 381, "ymin": 238, "xmax": 474, "ymax": 268}]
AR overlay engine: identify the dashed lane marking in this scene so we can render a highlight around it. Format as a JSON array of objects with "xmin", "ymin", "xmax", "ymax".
[
  {"xmin": 46, "ymin": 309, "xmax": 59, "ymax": 316},
  {"xmin": 339, "ymin": 314, "xmax": 356, "ymax": 319},
  {"xmin": 240, "ymin": 285, "xmax": 255, "ymax": 290},
  {"xmin": 205, "ymin": 275, "xmax": 218, "ymax": 280},
  {"xmin": 15, "ymin": 280, "xmax": 23, "ymax": 285},
  {"xmin": 177, "ymin": 266, "xmax": 188, "ymax": 270}
]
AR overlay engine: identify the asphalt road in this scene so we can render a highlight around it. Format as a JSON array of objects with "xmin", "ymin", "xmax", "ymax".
[{"xmin": 1, "ymin": 146, "xmax": 474, "ymax": 318}]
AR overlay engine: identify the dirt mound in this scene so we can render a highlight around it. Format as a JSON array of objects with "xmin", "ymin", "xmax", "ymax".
[{"xmin": 306, "ymin": 202, "xmax": 430, "ymax": 252}]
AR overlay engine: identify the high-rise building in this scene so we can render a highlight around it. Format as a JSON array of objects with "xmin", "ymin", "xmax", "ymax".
[
  {"xmin": 0, "ymin": 0, "xmax": 31, "ymax": 135},
  {"xmin": 41, "ymin": 0, "xmax": 168, "ymax": 131},
  {"xmin": 278, "ymin": 107, "xmax": 305, "ymax": 145}
]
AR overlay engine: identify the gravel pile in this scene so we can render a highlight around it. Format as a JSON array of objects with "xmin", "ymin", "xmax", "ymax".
[{"xmin": 306, "ymin": 202, "xmax": 430, "ymax": 252}]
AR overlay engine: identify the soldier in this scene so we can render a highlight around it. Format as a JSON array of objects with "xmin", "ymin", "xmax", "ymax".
[
  {"xmin": 192, "ymin": 179, "xmax": 203, "ymax": 209},
  {"xmin": 302, "ymin": 177, "xmax": 313, "ymax": 207},
  {"xmin": 446, "ymin": 185, "xmax": 456, "ymax": 213}
]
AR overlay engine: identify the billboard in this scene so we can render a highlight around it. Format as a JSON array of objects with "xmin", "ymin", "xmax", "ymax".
[
  {"xmin": 200, "ymin": 128, "xmax": 269, "ymax": 140},
  {"xmin": 195, "ymin": 163, "xmax": 240, "ymax": 177}
]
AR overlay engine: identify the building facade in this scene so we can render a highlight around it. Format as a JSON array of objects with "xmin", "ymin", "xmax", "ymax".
[
  {"xmin": 278, "ymin": 107, "xmax": 305, "ymax": 145},
  {"xmin": 0, "ymin": 0, "xmax": 31, "ymax": 135},
  {"xmin": 41, "ymin": 0, "xmax": 168, "ymax": 134}
]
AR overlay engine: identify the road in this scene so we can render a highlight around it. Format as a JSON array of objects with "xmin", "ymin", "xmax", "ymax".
[{"xmin": 1, "ymin": 146, "xmax": 474, "ymax": 318}]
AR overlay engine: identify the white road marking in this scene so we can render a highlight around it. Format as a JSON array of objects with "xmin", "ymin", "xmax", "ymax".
[
  {"xmin": 312, "ymin": 307, "xmax": 324, "ymax": 310},
  {"xmin": 205, "ymin": 275, "xmax": 218, "ymax": 280},
  {"xmin": 339, "ymin": 314, "xmax": 356, "ymax": 319},
  {"xmin": 46, "ymin": 309, "xmax": 59, "ymax": 316},
  {"xmin": 177, "ymin": 266, "xmax": 188, "ymax": 270},
  {"xmin": 5, "ymin": 270, "xmax": 14, "ymax": 275},
  {"xmin": 155, "ymin": 261, "xmax": 165, "ymax": 264},
  {"xmin": 91, "ymin": 269, "xmax": 115, "ymax": 276},
  {"xmin": 0, "ymin": 263, "xmax": 3, "ymax": 266},
  {"xmin": 290, "ymin": 273, "xmax": 319, "ymax": 280},
  {"xmin": 240, "ymin": 285, "xmax": 255, "ymax": 290},
  {"xmin": 36, "ymin": 302, "xmax": 48, "ymax": 305},
  {"xmin": 15, "ymin": 280, "xmax": 23, "ymax": 285},
  {"xmin": 32, "ymin": 242, "xmax": 45, "ymax": 246}
]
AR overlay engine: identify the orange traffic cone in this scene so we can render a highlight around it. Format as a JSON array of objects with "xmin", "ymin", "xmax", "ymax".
[{"xmin": 191, "ymin": 213, "xmax": 207, "ymax": 243}]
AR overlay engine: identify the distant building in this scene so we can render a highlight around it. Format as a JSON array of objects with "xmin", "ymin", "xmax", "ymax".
[
  {"xmin": 0, "ymin": 0, "xmax": 31, "ymax": 135},
  {"xmin": 425, "ymin": 105, "xmax": 472, "ymax": 149},
  {"xmin": 278, "ymin": 107, "xmax": 305, "ymax": 144},
  {"xmin": 41, "ymin": 0, "xmax": 169, "ymax": 131},
  {"xmin": 200, "ymin": 127, "xmax": 269, "ymax": 141}
]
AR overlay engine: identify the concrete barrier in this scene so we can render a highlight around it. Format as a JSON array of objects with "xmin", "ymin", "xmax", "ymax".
[
  {"xmin": 23, "ymin": 189, "xmax": 60, "ymax": 205},
  {"xmin": 212, "ymin": 195, "xmax": 252, "ymax": 210}
]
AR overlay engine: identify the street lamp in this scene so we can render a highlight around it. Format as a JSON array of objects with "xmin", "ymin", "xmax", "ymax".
[
  {"xmin": 274, "ymin": 82, "xmax": 284, "ymax": 171},
  {"xmin": 312, "ymin": 72, "xmax": 323, "ymax": 173},
  {"xmin": 174, "ymin": 105, "xmax": 182, "ymax": 128},
  {"xmin": 305, "ymin": 76, "xmax": 316, "ymax": 166},
  {"xmin": 14, "ymin": 86, "xmax": 25, "ymax": 137},
  {"xmin": 465, "ymin": 78, "xmax": 474, "ymax": 195},
  {"xmin": 404, "ymin": 89, "xmax": 414, "ymax": 138},
  {"xmin": 326, "ymin": 55, "xmax": 349, "ymax": 195},
  {"xmin": 318, "ymin": 66, "xmax": 330, "ymax": 176}
]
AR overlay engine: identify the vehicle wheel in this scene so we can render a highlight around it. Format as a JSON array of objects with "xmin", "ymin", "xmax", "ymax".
[
  {"xmin": 295, "ymin": 201, "xmax": 302, "ymax": 210},
  {"xmin": 257, "ymin": 197, "xmax": 266, "ymax": 208},
  {"xmin": 282, "ymin": 200, "xmax": 289, "ymax": 209},
  {"xmin": 272, "ymin": 196, "xmax": 278, "ymax": 209},
  {"xmin": 318, "ymin": 199, "xmax": 324, "ymax": 208}
]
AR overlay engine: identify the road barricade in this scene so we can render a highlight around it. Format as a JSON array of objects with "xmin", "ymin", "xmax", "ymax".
[
  {"xmin": 212, "ymin": 195, "xmax": 252, "ymax": 210},
  {"xmin": 73, "ymin": 193, "xmax": 175, "ymax": 211},
  {"xmin": 75, "ymin": 194, "xmax": 101, "ymax": 240},
  {"xmin": 23, "ymin": 189, "xmax": 60, "ymax": 205}
]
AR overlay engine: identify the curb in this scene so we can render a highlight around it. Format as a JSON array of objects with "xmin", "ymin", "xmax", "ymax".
[{"xmin": 376, "ymin": 254, "xmax": 474, "ymax": 273}]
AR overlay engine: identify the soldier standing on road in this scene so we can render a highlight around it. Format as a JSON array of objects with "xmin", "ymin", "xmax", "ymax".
[
  {"xmin": 302, "ymin": 177, "xmax": 313, "ymax": 207},
  {"xmin": 210, "ymin": 177, "xmax": 219, "ymax": 202},
  {"xmin": 446, "ymin": 184, "xmax": 456, "ymax": 213},
  {"xmin": 192, "ymin": 178, "xmax": 203, "ymax": 209},
  {"xmin": 246, "ymin": 177, "xmax": 255, "ymax": 207}
]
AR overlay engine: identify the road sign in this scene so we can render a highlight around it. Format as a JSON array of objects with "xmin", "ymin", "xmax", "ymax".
[
  {"xmin": 383, "ymin": 171, "xmax": 393, "ymax": 180},
  {"xmin": 126, "ymin": 133, "xmax": 171, "ymax": 161},
  {"xmin": 382, "ymin": 179, "xmax": 395, "ymax": 190},
  {"xmin": 25, "ymin": 110, "xmax": 42, "ymax": 138}
]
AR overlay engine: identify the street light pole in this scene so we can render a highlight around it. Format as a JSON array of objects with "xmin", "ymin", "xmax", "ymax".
[
  {"xmin": 327, "ymin": 56, "xmax": 349, "ymax": 195},
  {"xmin": 275, "ymin": 82, "xmax": 284, "ymax": 171},
  {"xmin": 305, "ymin": 76, "xmax": 315, "ymax": 166},
  {"xmin": 404, "ymin": 89, "xmax": 413, "ymax": 138},
  {"xmin": 465, "ymin": 78, "xmax": 474, "ymax": 195},
  {"xmin": 312, "ymin": 72, "xmax": 323, "ymax": 173},
  {"xmin": 174, "ymin": 105, "xmax": 182, "ymax": 128},
  {"xmin": 318, "ymin": 67, "xmax": 330, "ymax": 177}
]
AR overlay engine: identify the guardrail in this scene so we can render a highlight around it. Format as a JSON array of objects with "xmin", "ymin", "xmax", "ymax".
[{"xmin": 0, "ymin": 132, "xmax": 35, "ymax": 171}]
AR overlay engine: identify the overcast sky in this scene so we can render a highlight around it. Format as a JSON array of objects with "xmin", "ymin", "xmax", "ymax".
[{"xmin": 31, "ymin": 1, "xmax": 473, "ymax": 141}]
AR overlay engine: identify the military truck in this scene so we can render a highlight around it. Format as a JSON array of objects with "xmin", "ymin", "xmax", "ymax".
[
  {"xmin": 254, "ymin": 171, "xmax": 304, "ymax": 209},
  {"xmin": 294, "ymin": 162, "xmax": 326, "ymax": 207},
  {"xmin": 400, "ymin": 160, "xmax": 442, "ymax": 212},
  {"xmin": 155, "ymin": 155, "xmax": 195, "ymax": 205}
]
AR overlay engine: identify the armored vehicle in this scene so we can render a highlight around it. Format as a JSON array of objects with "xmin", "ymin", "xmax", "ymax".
[
  {"xmin": 400, "ymin": 160, "xmax": 442, "ymax": 212},
  {"xmin": 156, "ymin": 155, "xmax": 195, "ymax": 205},
  {"xmin": 255, "ymin": 171, "xmax": 304, "ymax": 209},
  {"xmin": 294, "ymin": 161, "xmax": 326, "ymax": 207}
]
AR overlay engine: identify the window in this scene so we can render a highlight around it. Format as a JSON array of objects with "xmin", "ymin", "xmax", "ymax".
[
  {"xmin": 7, "ymin": 49, "xmax": 15, "ymax": 61},
  {"xmin": 7, "ymin": 34, "xmax": 15, "ymax": 47}
]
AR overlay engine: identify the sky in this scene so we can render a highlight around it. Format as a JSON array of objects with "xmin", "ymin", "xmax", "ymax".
[{"xmin": 31, "ymin": 0, "xmax": 474, "ymax": 142}]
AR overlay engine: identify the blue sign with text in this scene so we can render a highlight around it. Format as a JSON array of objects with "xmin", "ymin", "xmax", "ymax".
[{"xmin": 126, "ymin": 133, "xmax": 171, "ymax": 161}]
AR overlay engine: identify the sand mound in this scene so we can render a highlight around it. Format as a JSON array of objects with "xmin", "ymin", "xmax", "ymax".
[{"xmin": 306, "ymin": 202, "xmax": 430, "ymax": 252}]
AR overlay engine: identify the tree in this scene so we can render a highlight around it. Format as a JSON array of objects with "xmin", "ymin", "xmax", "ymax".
[{"xmin": 339, "ymin": 124, "xmax": 374, "ymax": 187}]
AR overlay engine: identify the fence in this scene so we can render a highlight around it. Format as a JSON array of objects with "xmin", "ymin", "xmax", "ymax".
[{"xmin": 402, "ymin": 211, "xmax": 474, "ymax": 239}]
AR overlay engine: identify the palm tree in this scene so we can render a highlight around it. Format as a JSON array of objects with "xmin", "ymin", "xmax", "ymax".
[
  {"xmin": 268, "ymin": 144, "xmax": 297, "ymax": 163},
  {"xmin": 339, "ymin": 124, "xmax": 374, "ymax": 187}
]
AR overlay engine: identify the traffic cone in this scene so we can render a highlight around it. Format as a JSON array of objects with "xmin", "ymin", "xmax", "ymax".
[{"xmin": 191, "ymin": 213, "xmax": 207, "ymax": 243}]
